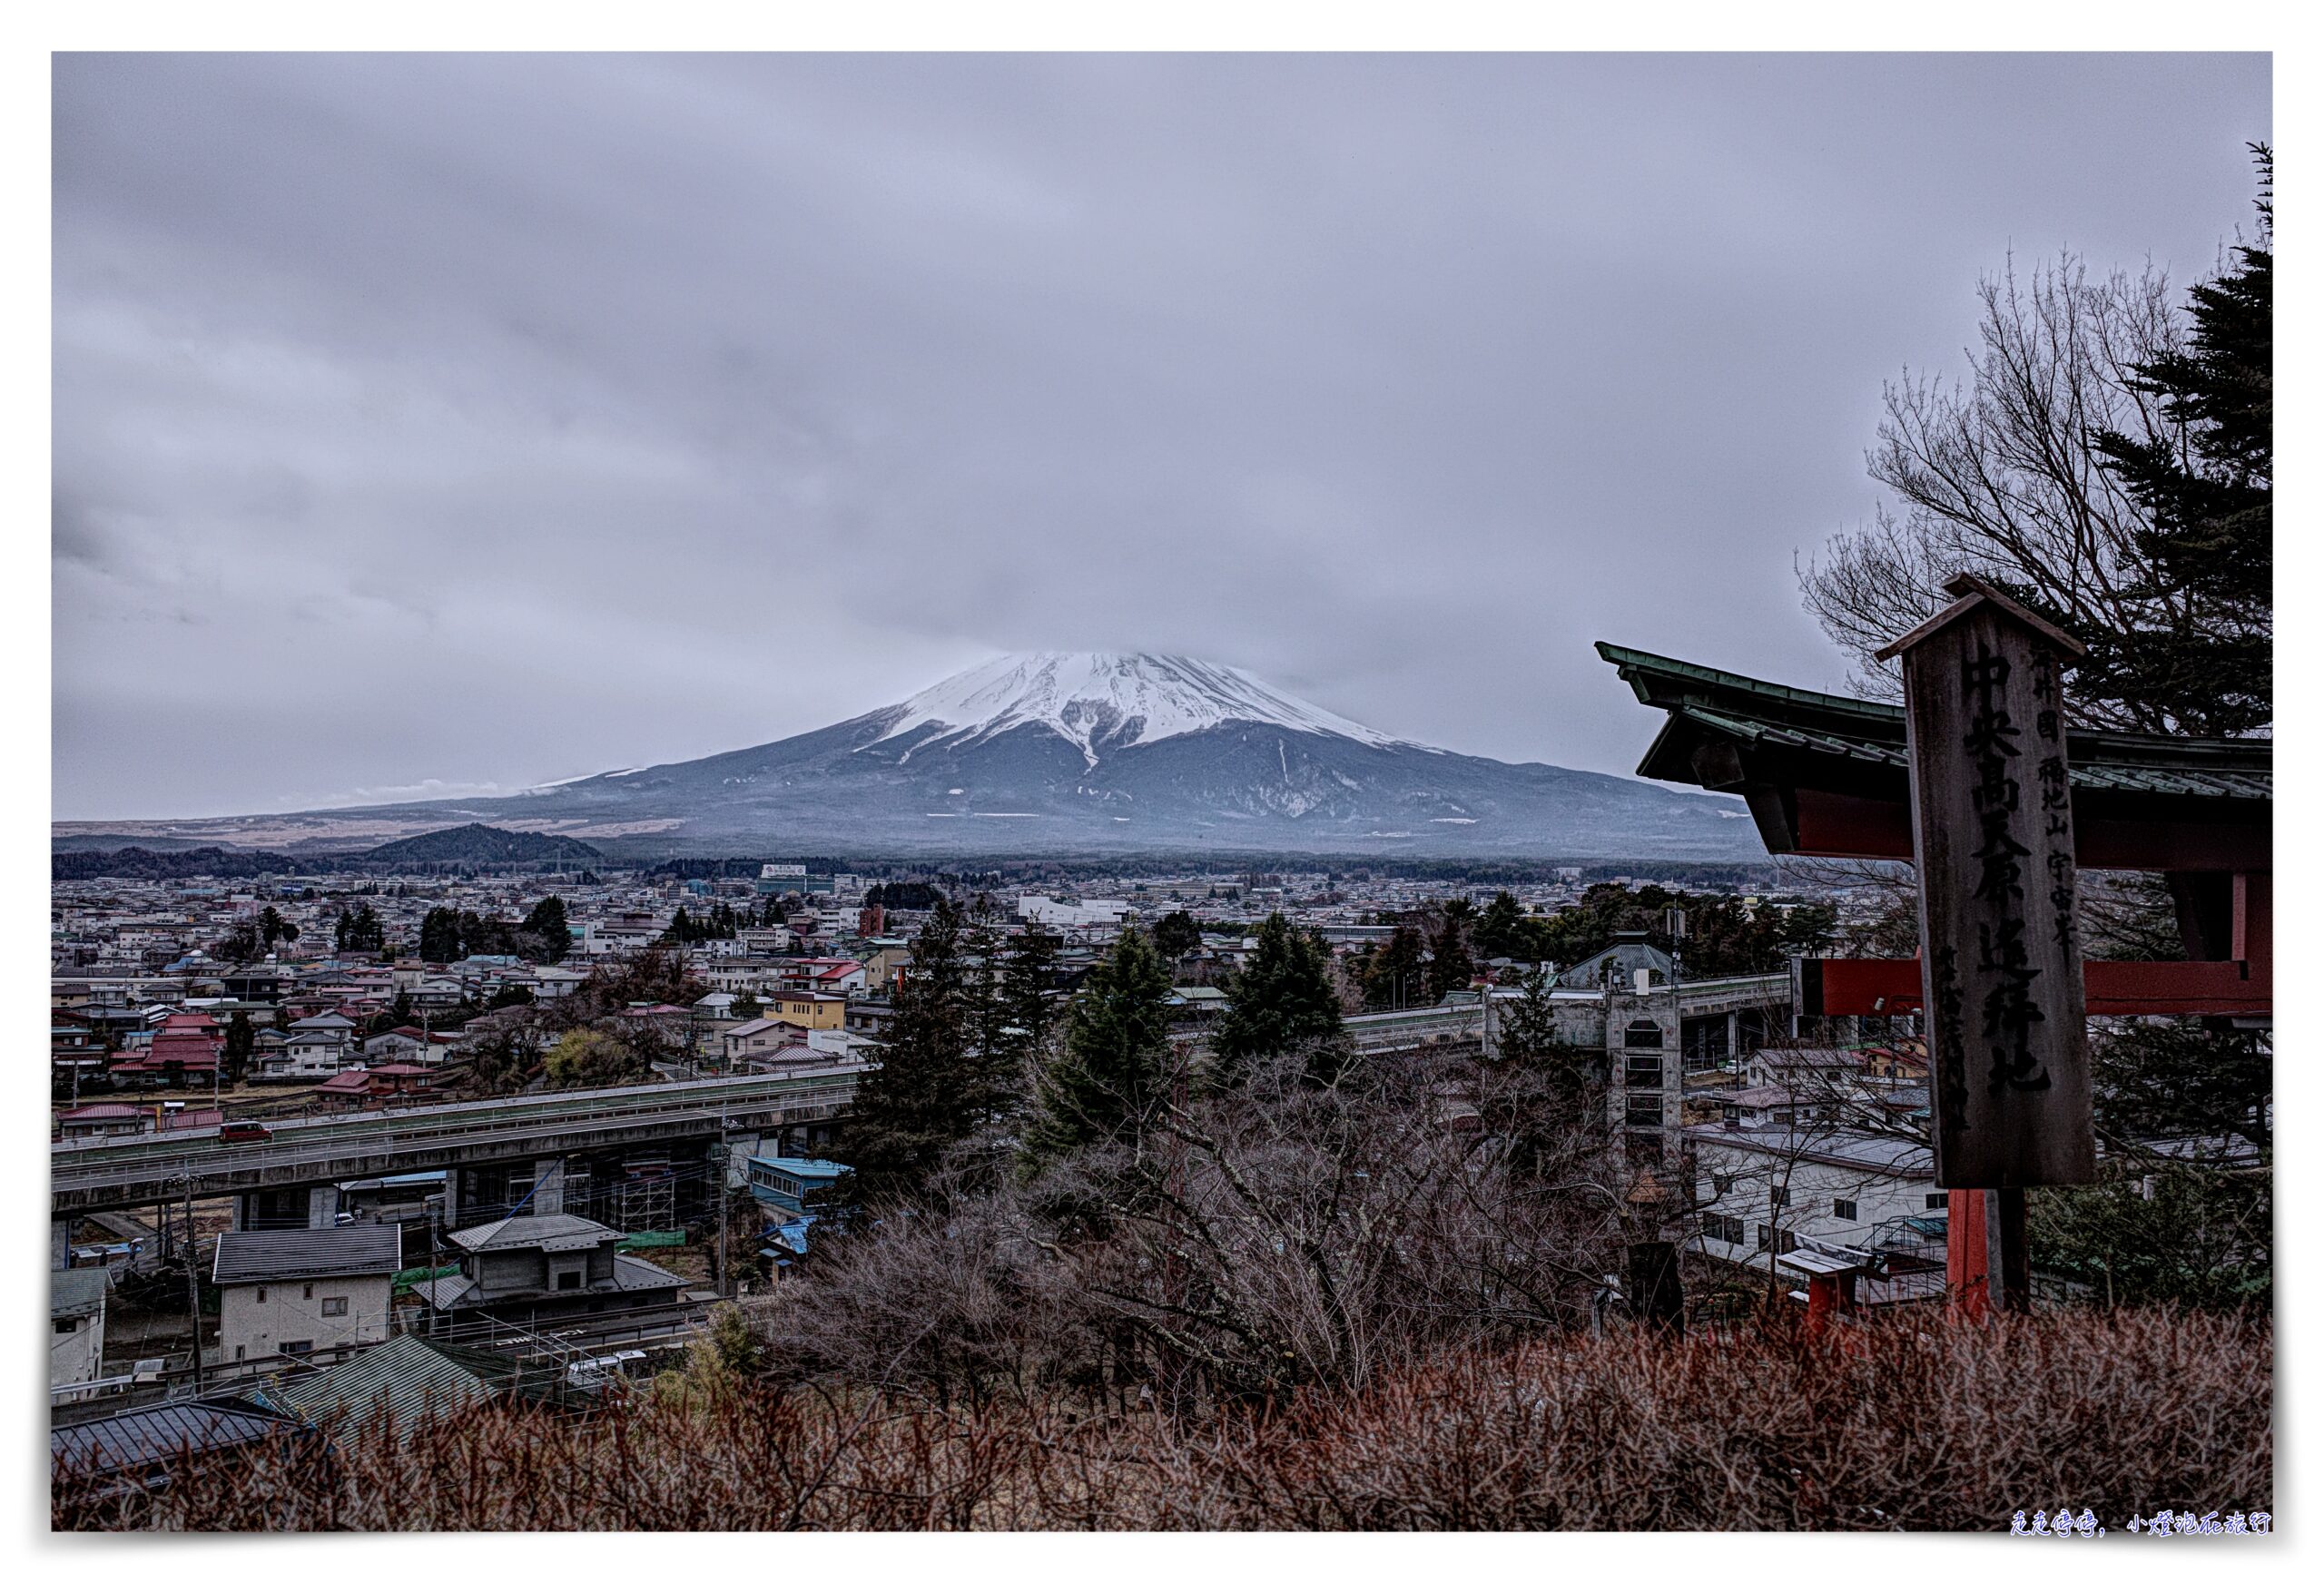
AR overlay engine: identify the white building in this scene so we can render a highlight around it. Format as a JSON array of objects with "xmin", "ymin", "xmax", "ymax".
[
  {"xmin": 1018, "ymin": 896, "xmax": 1130, "ymax": 929},
  {"xmin": 50, "ymin": 1268, "xmax": 108, "ymax": 1388},
  {"xmin": 1686, "ymin": 1122, "xmax": 1944, "ymax": 1287},
  {"xmin": 212, "ymin": 1225, "xmax": 402, "ymax": 1363}
]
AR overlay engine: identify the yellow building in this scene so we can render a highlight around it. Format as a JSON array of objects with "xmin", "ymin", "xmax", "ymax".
[{"xmin": 767, "ymin": 992, "xmax": 847, "ymax": 1032}]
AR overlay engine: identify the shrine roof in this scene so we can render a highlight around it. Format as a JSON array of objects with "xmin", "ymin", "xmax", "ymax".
[{"xmin": 1596, "ymin": 644, "xmax": 2271, "ymax": 802}]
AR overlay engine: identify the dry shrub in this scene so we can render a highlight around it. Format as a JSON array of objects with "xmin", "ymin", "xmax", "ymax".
[{"xmin": 57, "ymin": 1307, "xmax": 2268, "ymax": 1531}]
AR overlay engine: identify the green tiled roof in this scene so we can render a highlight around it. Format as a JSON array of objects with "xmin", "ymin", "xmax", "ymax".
[
  {"xmin": 1597, "ymin": 643, "xmax": 2270, "ymax": 801},
  {"xmin": 254, "ymin": 1333, "xmax": 524, "ymax": 1443}
]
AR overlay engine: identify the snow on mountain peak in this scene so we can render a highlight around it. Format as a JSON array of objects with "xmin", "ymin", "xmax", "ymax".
[{"xmin": 869, "ymin": 653, "xmax": 1412, "ymax": 767}]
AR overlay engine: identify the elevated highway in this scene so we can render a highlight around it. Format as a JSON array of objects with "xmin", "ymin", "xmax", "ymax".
[
  {"xmin": 51, "ymin": 1066, "xmax": 864, "ymax": 1221},
  {"xmin": 1339, "ymin": 972, "xmax": 1793, "ymax": 1055}
]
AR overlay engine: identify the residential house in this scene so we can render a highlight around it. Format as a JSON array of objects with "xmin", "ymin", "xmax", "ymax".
[
  {"xmin": 281, "ymin": 1012, "xmax": 359, "ymax": 1078},
  {"xmin": 312, "ymin": 1064, "xmax": 444, "ymax": 1106},
  {"xmin": 405, "ymin": 1214, "xmax": 694, "ymax": 1333},
  {"xmin": 108, "ymin": 1010, "xmax": 223, "ymax": 1085},
  {"xmin": 51, "ymin": 1267, "xmax": 109, "ymax": 1387},
  {"xmin": 758, "ymin": 990, "xmax": 849, "ymax": 1032},
  {"xmin": 55, "ymin": 1103, "xmax": 148, "ymax": 1140},
  {"xmin": 722, "ymin": 1017, "xmax": 811, "ymax": 1066},
  {"xmin": 843, "ymin": 998, "xmax": 895, "ymax": 1039},
  {"xmin": 861, "ymin": 943, "xmax": 913, "ymax": 990},
  {"xmin": 222, "ymin": 964, "xmax": 286, "ymax": 1002},
  {"xmin": 771, "ymin": 961, "xmax": 866, "ymax": 999},
  {"xmin": 360, "ymin": 1027, "xmax": 429, "ymax": 1063},
  {"xmin": 212, "ymin": 1224, "xmax": 403, "ymax": 1364},
  {"xmin": 529, "ymin": 966, "xmax": 588, "ymax": 1000}
]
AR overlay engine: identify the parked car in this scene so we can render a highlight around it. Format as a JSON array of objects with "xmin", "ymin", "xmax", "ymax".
[{"xmin": 217, "ymin": 1122, "xmax": 271, "ymax": 1145}]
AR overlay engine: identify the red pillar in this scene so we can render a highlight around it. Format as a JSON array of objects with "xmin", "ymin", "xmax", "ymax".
[{"xmin": 1947, "ymin": 1187, "xmax": 1992, "ymax": 1318}]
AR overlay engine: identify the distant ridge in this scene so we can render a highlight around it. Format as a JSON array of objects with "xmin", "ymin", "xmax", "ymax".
[
  {"xmin": 53, "ymin": 652, "xmax": 1762, "ymax": 860},
  {"xmin": 362, "ymin": 823, "xmax": 603, "ymax": 864},
  {"xmin": 53, "ymin": 845, "xmax": 314, "ymax": 882}
]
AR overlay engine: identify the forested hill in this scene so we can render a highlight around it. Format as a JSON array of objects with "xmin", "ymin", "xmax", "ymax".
[
  {"xmin": 53, "ymin": 845, "xmax": 315, "ymax": 881},
  {"xmin": 361, "ymin": 823, "xmax": 603, "ymax": 864}
]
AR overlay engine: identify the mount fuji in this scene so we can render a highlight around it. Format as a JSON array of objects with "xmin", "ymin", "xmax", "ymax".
[{"xmin": 57, "ymin": 653, "xmax": 1759, "ymax": 859}]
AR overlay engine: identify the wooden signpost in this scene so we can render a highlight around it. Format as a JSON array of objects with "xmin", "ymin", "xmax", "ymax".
[{"xmin": 1878, "ymin": 575, "xmax": 2096, "ymax": 1312}]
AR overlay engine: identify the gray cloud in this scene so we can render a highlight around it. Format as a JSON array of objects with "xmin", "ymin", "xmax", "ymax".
[{"xmin": 54, "ymin": 53, "xmax": 2270, "ymax": 819}]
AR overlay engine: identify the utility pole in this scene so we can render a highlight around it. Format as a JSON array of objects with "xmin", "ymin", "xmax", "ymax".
[
  {"xmin": 428, "ymin": 1202, "xmax": 445, "ymax": 1340},
  {"xmin": 714, "ymin": 1099, "xmax": 730, "ymax": 1298},
  {"xmin": 181, "ymin": 1173, "xmax": 204, "ymax": 1392}
]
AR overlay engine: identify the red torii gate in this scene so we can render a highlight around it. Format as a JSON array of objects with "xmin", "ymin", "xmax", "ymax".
[{"xmin": 1599, "ymin": 625, "xmax": 2271, "ymax": 1314}]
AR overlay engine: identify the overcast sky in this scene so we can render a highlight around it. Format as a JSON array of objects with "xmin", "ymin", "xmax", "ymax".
[{"xmin": 53, "ymin": 53, "xmax": 2270, "ymax": 820}]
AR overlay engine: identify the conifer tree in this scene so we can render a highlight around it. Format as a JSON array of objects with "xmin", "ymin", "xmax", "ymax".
[
  {"xmin": 830, "ymin": 899, "xmax": 978, "ymax": 1208},
  {"xmin": 1365, "ymin": 924, "xmax": 1426, "ymax": 1009},
  {"xmin": 1426, "ymin": 906, "xmax": 1475, "ymax": 1003},
  {"xmin": 418, "ymin": 907, "xmax": 463, "ymax": 964},
  {"xmin": 2090, "ymin": 143, "xmax": 2271, "ymax": 737},
  {"xmin": 1021, "ymin": 927, "xmax": 1174, "ymax": 1174},
  {"xmin": 1211, "ymin": 911, "xmax": 1347, "ymax": 1086},
  {"xmin": 986, "ymin": 927, "xmax": 1063, "ymax": 1122},
  {"xmin": 1474, "ymin": 890, "xmax": 1530, "ymax": 961},
  {"xmin": 222, "ymin": 1010, "xmax": 255, "ymax": 1085},
  {"xmin": 1150, "ymin": 909, "xmax": 1203, "ymax": 963}
]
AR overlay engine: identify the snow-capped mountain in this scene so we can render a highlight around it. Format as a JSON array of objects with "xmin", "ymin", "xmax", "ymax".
[
  {"xmin": 55, "ymin": 652, "xmax": 1759, "ymax": 859},
  {"xmin": 872, "ymin": 653, "xmax": 1412, "ymax": 766}
]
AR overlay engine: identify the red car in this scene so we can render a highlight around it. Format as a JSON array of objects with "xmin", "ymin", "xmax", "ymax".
[{"xmin": 217, "ymin": 1122, "xmax": 271, "ymax": 1145}]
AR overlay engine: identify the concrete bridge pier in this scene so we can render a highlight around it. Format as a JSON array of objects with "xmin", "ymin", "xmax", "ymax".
[
  {"xmin": 529, "ymin": 1157, "xmax": 565, "ymax": 1215},
  {"xmin": 723, "ymin": 1136, "xmax": 761, "ymax": 1189},
  {"xmin": 53, "ymin": 1216, "xmax": 71, "ymax": 1272}
]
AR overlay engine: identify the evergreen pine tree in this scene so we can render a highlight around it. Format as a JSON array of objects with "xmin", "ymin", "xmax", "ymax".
[
  {"xmin": 1474, "ymin": 890, "xmax": 1528, "ymax": 961},
  {"xmin": 521, "ymin": 894, "xmax": 572, "ymax": 962},
  {"xmin": 1211, "ymin": 911, "xmax": 1347, "ymax": 1086},
  {"xmin": 2090, "ymin": 144, "xmax": 2271, "ymax": 737},
  {"xmin": 419, "ymin": 907, "xmax": 463, "ymax": 964},
  {"xmin": 1150, "ymin": 909, "xmax": 1203, "ymax": 964},
  {"xmin": 1020, "ymin": 927, "xmax": 1174, "ymax": 1174},
  {"xmin": 337, "ymin": 903, "xmax": 385, "ymax": 954},
  {"xmin": 830, "ymin": 900, "xmax": 977, "ymax": 1207},
  {"xmin": 1366, "ymin": 924, "xmax": 1426, "ymax": 1009},
  {"xmin": 959, "ymin": 897, "xmax": 1020, "ymax": 1132},
  {"xmin": 222, "ymin": 1010, "xmax": 255, "ymax": 1085},
  {"xmin": 1426, "ymin": 906, "xmax": 1475, "ymax": 1003}
]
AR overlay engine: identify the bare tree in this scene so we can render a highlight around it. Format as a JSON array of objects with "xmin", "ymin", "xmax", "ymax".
[{"xmin": 1800, "ymin": 251, "xmax": 2201, "ymax": 731}]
